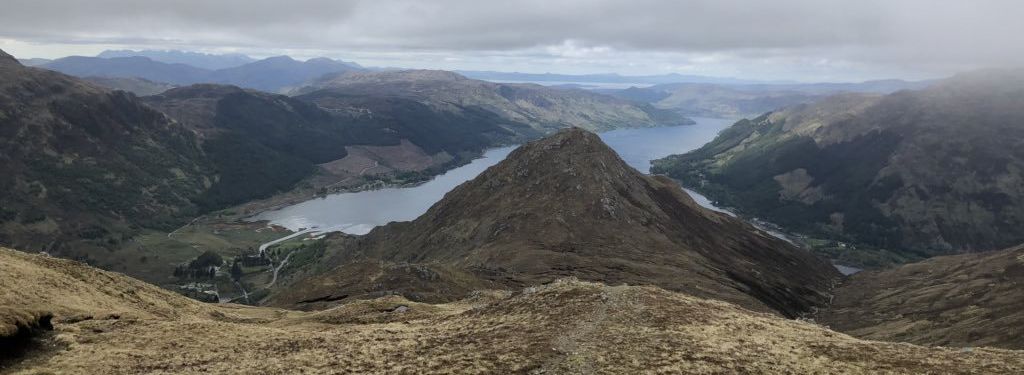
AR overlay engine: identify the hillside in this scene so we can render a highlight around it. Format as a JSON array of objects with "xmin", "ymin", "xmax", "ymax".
[
  {"xmin": 3, "ymin": 247, "xmax": 1023, "ymax": 374},
  {"xmin": 652, "ymin": 70, "xmax": 1024, "ymax": 266},
  {"xmin": 817, "ymin": 244, "xmax": 1024, "ymax": 350},
  {"xmin": 0, "ymin": 247, "xmax": 210, "ymax": 320},
  {"xmin": 292, "ymin": 69, "xmax": 692, "ymax": 134},
  {"xmin": 0, "ymin": 49, "xmax": 214, "ymax": 261},
  {"xmin": 142, "ymin": 84, "xmax": 403, "ymax": 209},
  {"xmin": 143, "ymin": 83, "xmax": 551, "ymax": 209},
  {"xmin": 270, "ymin": 128, "xmax": 839, "ymax": 318}
]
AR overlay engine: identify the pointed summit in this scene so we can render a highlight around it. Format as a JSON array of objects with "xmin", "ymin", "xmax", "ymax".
[
  {"xmin": 274, "ymin": 129, "xmax": 839, "ymax": 316},
  {"xmin": 0, "ymin": 49, "xmax": 20, "ymax": 66}
]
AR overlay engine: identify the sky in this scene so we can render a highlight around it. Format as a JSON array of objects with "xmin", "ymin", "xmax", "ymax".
[{"xmin": 1, "ymin": 0, "xmax": 1021, "ymax": 82}]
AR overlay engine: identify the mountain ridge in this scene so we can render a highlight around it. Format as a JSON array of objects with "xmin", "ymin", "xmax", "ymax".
[
  {"xmin": 271, "ymin": 128, "xmax": 839, "ymax": 318},
  {"xmin": 39, "ymin": 54, "xmax": 363, "ymax": 93},
  {"xmin": 97, "ymin": 49, "xmax": 256, "ymax": 70}
]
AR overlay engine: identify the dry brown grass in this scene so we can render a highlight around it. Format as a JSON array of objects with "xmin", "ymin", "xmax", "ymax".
[
  {"xmin": 818, "ymin": 244, "xmax": 1024, "ymax": 349},
  {"xmin": 3, "ymin": 247, "xmax": 1024, "ymax": 374}
]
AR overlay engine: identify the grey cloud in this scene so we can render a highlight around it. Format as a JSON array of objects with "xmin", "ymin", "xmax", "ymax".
[{"xmin": 1, "ymin": 0, "xmax": 1021, "ymax": 79}]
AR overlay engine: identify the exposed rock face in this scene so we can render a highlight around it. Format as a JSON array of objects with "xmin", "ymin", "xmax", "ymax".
[
  {"xmin": 818, "ymin": 244, "xmax": 1024, "ymax": 350},
  {"xmin": 653, "ymin": 70, "xmax": 1024, "ymax": 265},
  {"xmin": 273, "ymin": 128, "xmax": 840, "ymax": 317}
]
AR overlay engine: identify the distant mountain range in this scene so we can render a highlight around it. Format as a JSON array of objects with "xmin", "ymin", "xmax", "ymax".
[
  {"xmin": 17, "ymin": 50, "xmax": 937, "ymax": 121},
  {"xmin": 601, "ymin": 80, "xmax": 934, "ymax": 118},
  {"xmin": 16, "ymin": 57, "xmax": 52, "ymax": 66},
  {"xmin": 39, "ymin": 54, "xmax": 362, "ymax": 93},
  {"xmin": 457, "ymin": 70, "xmax": 933, "ymax": 118},
  {"xmin": 458, "ymin": 70, "xmax": 778, "ymax": 85},
  {"xmin": 97, "ymin": 49, "xmax": 256, "ymax": 70}
]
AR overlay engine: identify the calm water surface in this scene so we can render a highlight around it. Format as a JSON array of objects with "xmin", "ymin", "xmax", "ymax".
[{"xmin": 251, "ymin": 117, "xmax": 734, "ymax": 234}]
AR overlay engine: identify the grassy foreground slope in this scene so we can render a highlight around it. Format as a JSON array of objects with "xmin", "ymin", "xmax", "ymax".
[{"xmin": 2, "ymin": 247, "xmax": 1023, "ymax": 374}]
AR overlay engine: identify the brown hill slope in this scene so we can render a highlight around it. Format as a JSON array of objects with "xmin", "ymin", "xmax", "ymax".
[
  {"xmin": 0, "ymin": 247, "xmax": 216, "ymax": 320},
  {"xmin": 4, "ymin": 248, "xmax": 1024, "ymax": 373},
  {"xmin": 817, "ymin": 244, "xmax": 1024, "ymax": 349},
  {"xmin": 271, "ymin": 128, "xmax": 840, "ymax": 318}
]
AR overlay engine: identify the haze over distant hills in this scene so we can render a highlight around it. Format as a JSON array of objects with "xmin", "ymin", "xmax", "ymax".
[
  {"xmin": 653, "ymin": 69, "xmax": 1024, "ymax": 266},
  {"xmin": 39, "ymin": 53, "xmax": 362, "ymax": 93},
  {"xmin": 458, "ymin": 70, "xmax": 777, "ymax": 85},
  {"xmin": 602, "ymin": 79, "xmax": 934, "ymax": 118},
  {"xmin": 25, "ymin": 49, "xmax": 934, "ymax": 114},
  {"xmin": 97, "ymin": 49, "xmax": 256, "ymax": 70}
]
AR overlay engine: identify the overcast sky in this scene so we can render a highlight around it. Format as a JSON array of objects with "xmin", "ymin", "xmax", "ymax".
[{"xmin": 1, "ymin": 0, "xmax": 1021, "ymax": 81}]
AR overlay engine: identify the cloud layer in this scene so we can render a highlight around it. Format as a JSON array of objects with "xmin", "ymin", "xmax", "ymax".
[{"xmin": 2, "ymin": 0, "xmax": 1021, "ymax": 80}]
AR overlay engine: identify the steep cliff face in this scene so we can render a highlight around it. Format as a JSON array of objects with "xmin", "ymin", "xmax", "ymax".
[
  {"xmin": 654, "ymin": 70, "xmax": 1024, "ymax": 264},
  {"xmin": 273, "ymin": 128, "xmax": 839, "ymax": 317}
]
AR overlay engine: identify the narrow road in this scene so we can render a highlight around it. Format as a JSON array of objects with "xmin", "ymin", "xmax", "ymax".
[
  {"xmin": 266, "ymin": 250, "xmax": 294, "ymax": 288},
  {"xmin": 167, "ymin": 216, "xmax": 203, "ymax": 238},
  {"xmin": 258, "ymin": 228, "xmax": 317, "ymax": 255}
]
